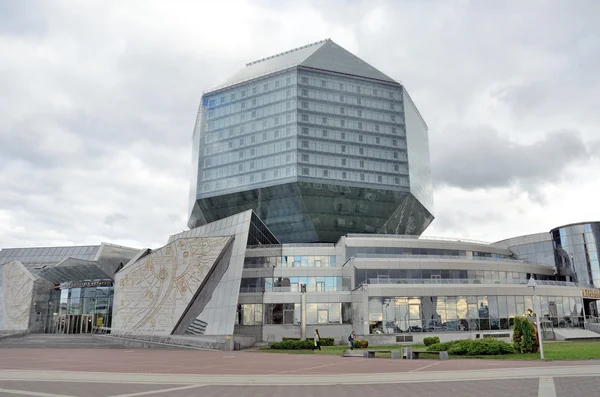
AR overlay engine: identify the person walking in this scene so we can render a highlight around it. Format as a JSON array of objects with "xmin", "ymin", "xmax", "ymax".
[
  {"xmin": 348, "ymin": 331, "xmax": 356, "ymax": 350},
  {"xmin": 312, "ymin": 329, "xmax": 321, "ymax": 351}
]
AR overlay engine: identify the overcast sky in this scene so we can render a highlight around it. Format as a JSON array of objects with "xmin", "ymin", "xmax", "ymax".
[{"xmin": 1, "ymin": 0, "xmax": 599, "ymax": 249}]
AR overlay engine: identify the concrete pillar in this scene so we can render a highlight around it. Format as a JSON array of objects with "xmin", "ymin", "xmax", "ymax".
[{"xmin": 301, "ymin": 291, "xmax": 307, "ymax": 340}]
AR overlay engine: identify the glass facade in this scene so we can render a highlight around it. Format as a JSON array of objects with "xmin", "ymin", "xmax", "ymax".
[
  {"xmin": 237, "ymin": 302, "xmax": 352, "ymax": 325},
  {"xmin": 49, "ymin": 286, "xmax": 114, "ymax": 333},
  {"xmin": 509, "ymin": 240, "xmax": 556, "ymax": 268},
  {"xmin": 368, "ymin": 295, "xmax": 585, "ymax": 334},
  {"xmin": 188, "ymin": 40, "xmax": 434, "ymax": 243},
  {"xmin": 552, "ymin": 222, "xmax": 600, "ymax": 287}
]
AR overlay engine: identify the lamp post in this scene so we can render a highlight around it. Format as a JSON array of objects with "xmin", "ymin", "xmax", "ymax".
[
  {"xmin": 527, "ymin": 277, "xmax": 545, "ymax": 360},
  {"xmin": 300, "ymin": 283, "xmax": 307, "ymax": 340}
]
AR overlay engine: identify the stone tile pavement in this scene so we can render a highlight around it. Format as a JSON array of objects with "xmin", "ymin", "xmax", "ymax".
[{"xmin": 554, "ymin": 376, "xmax": 600, "ymax": 396}]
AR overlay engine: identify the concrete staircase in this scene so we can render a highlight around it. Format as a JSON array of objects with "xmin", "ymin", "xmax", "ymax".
[
  {"xmin": 553, "ymin": 328, "xmax": 600, "ymax": 341},
  {"xmin": 0, "ymin": 334, "xmax": 129, "ymax": 349}
]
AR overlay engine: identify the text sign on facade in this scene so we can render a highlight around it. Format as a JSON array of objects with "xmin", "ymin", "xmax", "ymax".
[
  {"xmin": 58, "ymin": 280, "xmax": 113, "ymax": 290},
  {"xmin": 582, "ymin": 289, "xmax": 600, "ymax": 299}
]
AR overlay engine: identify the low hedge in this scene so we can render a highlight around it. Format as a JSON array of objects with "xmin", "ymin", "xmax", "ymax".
[
  {"xmin": 354, "ymin": 340, "xmax": 369, "ymax": 349},
  {"xmin": 270, "ymin": 339, "xmax": 314, "ymax": 350},
  {"xmin": 423, "ymin": 336, "xmax": 440, "ymax": 346},
  {"xmin": 281, "ymin": 337, "xmax": 335, "ymax": 346},
  {"xmin": 427, "ymin": 338, "xmax": 515, "ymax": 356}
]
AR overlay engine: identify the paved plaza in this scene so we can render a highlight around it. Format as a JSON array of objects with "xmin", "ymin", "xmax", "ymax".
[{"xmin": 0, "ymin": 341, "xmax": 599, "ymax": 397}]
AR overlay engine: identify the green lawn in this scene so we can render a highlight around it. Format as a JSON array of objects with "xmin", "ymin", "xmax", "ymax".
[{"xmin": 256, "ymin": 341, "xmax": 600, "ymax": 360}]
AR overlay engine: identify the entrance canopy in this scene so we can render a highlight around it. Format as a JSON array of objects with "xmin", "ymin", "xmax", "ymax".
[{"xmin": 39, "ymin": 258, "xmax": 113, "ymax": 284}]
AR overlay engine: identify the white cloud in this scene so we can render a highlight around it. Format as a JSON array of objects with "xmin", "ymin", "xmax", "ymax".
[{"xmin": 0, "ymin": 0, "xmax": 599, "ymax": 249}]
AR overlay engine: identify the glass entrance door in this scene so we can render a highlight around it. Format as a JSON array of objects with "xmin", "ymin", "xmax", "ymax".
[{"xmin": 81, "ymin": 314, "xmax": 94, "ymax": 334}]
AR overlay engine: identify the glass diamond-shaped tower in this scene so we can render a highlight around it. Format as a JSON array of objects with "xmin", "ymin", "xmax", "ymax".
[{"xmin": 188, "ymin": 39, "xmax": 434, "ymax": 243}]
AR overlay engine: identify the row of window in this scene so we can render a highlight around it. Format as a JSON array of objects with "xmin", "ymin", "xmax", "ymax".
[
  {"xmin": 205, "ymin": 73, "xmax": 295, "ymax": 107},
  {"xmin": 299, "ymin": 74, "xmax": 399, "ymax": 101},
  {"xmin": 240, "ymin": 276, "xmax": 352, "ymax": 293},
  {"xmin": 200, "ymin": 168, "xmax": 296, "ymax": 193},
  {"xmin": 244, "ymin": 256, "xmax": 337, "ymax": 268},
  {"xmin": 355, "ymin": 269, "xmax": 559, "ymax": 285},
  {"xmin": 299, "ymin": 153, "xmax": 407, "ymax": 174},
  {"xmin": 298, "ymin": 112, "xmax": 398, "ymax": 133},
  {"xmin": 300, "ymin": 100, "xmax": 401, "ymax": 122},
  {"xmin": 299, "ymin": 141, "xmax": 408, "ymax": 161},
  {"xmin": 368, "ymin": 295, "xmax": 585, "ymax": 334},
  {"xmin": 236, "ymin": 302, "xmax": 353, "ymax": 325},
  {"xmin": 202, "ymin": 151, "xmax": 294, "ymax": 180},
  {"xmin": 348, "ymin": 247, "xmax": 512, "ymax": 258},
  {"xmin": 299, "ymin": 167, "xmax": 408, "ymax": 186}
]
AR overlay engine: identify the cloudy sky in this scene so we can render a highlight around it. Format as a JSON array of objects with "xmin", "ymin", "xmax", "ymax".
[{"xmin": 1, "ymin": 0, "xmax": 598, "ymax": 249}]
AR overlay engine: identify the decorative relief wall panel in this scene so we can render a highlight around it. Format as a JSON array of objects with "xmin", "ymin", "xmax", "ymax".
[
  {"xmin": 0, "ymin": 261, "xmax": 36, "ymax": 330},
  {"xmin": 112, "ymin": 236, "xmax": 231, "ymax": 335}
]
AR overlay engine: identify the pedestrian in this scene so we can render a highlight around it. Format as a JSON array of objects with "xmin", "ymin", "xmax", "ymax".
[
  {"xmin": 348, "ymin": 331, "xmax": 356, "ymax": 350},
  {"xmin": 312, "ymin": 329, "xmax": 321, "ymax": 351}
]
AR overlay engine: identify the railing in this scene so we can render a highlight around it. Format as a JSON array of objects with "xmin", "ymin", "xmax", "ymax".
[
  {"xmin": 365, "ymin": 278, "xmax": 588, "ymax": 287},
  {"xmin": 351, "ymin": 253, "xmax": 533, "ymax": 264},
  {"xmin": 346, "ymin": 234, "xmax": 492, "ymax": 245},
  {"xmin": 93, "ymin": 327, "xmax": 228, "ymax": 350},
  {"xmin": 586, "ymin": 316, "xmax": 600, "ymax": 324}
]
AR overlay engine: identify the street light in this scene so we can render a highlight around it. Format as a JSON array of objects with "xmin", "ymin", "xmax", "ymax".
[{"xmin": 527, "ymin": 277, "xmax": 545, "ymax": 360}]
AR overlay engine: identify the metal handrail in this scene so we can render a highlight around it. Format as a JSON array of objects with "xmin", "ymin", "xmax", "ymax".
[
  {"xmin": 365, "ymin": 278, "xmax": 590, "ymax": 288},
  {"xmin": 346, "ymin": 234, "xmax": 492, "ymax": 245},
  {"xmin": 351, "ymin": 253, "xmax": 533, "ymax": 264}
]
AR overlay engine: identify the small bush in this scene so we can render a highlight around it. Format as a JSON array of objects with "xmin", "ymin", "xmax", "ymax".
[
  {"xmin": 427, "ymin": 339, "xmax": 515, "ymax": 356},
  {"xmin": 270, "ymin": 339, "xmax": 313, "ymax": 350},
  {"xmin": 352, "ymin": 340, "xmax": 369, "ymax": 349},
  {"xmin": 423, "ymin": 336, "xmax": 440, "ymax": 346},
  {"xmin": 281, "ymin": 337, "xmax": 334, "ymax": 346},
  {"xmin": 513, "ymin": 317, "xmax": 539, "ymax": 353}
]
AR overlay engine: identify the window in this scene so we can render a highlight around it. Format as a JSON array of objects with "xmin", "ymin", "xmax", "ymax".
[
  {"xmin": 360, "ymin": 173, "xmax": 365, "ymax": 181},
  {"xmin": 252, "ymin": 99, "xmax": 256, "ymax": 106},
  {"xmin": 394, "ymin": 164, "xmax": 399, "ymax": 171},
  {"xmin": 263, "ymin": 132, "xmax": 267, "ymax": 141},
  {"xmin": 392, "ymin": 127, "xmax": 397, "ymax": 135},
  {"xmin": 239, "ymin": 138, "xmax": 244, "ymax": 146},
  {"xmin": 395, "ymin": 177, "xmax": 400, "ymax": 184},
  {"xmin": 358, "ymin": 122, "xmax": 362, "ymax": 130},
  {"xmin": 302, "ymin": 154, "xmax": 309, "ymax": 162},
  {"xmin": 390, "ymin": 103, "xmax": 395, "ymax": 110},
  {"xmin": 286, "ymin": 77, "xmax": 291, "ymax": 85},
  {"xmin": 356, "ymin": 86, "xmax": 361, "ymax": 93},
  {"xmin": 373, "ymin": 89, "xmax": 378, "ymax": 96},
  {"xmin": 341, "ymin": 132, "xmax": 346, "ymax": 140},
  {"xmin": 389, "ymin": 91, "xmax": 394, "ymax": 99},
  {"xmin": 323, "ymin": 169, "xmax": 329, "ymax": 177},
  {"xmin": 286, "ymin": 141, "xmax": 291, "ymax": 149},
  {"xmin": 220, "ymin": 96, "xmax": 225, "ymax": 104},
  {"xmin": 342, "ymin": 171, "xmax": 347, "ymax": 179},
  {"xmin": 239, "ymin": 151, "xmax": 244, "ymax": 159},
  {"xmin": 359, "ymin": 148, "xmax": 364, "ymax": 155},
  {"xmin": 241, "ymin": 90, "xmax": 246, "ymax": 98},
  {"xmin": 274, "ymin": 117, "xmax": 279, "ymax": 126},
  {"xmin": 286, "ymin": 89, "xmax": 291, "ymax": 97},
  {"xmin": 238, "ymin": 164, "xmax": 243, "ymax": 172},
  {"xmin": 274, "ymin": 169, "xmax": 279, "ymax": 178},
  {"xmin": 251, "ymin": 148, "xmax": 256, "ymax": 156},
  {"xmin": 252, "ymin": 87, "xmax": 257, "ymax": 95},
  {"xmin": 340, "ymin": 107, "xmax": 345, "ymax": 115},
  {"xmin": 302, "ymin": 140, "xmax": 309, "ymax": 148},
  {"xmin": 250, "ymin": 175, "xmax": 255, "ymax": 183},
  {"xmin": 357, "ymin": 98, "xmax": 362, "ymax": 105},
  {"xmin": 394, "ymin": 152, "xmax": 399, "ymax": 159},
  {"xmin": 340, "ymin": 95, "xmax": 345, "ymax": 103},
  {"xmin": 342, "ymin": 158, "xmax": 347, "ymax": 166},
  {"xmin": 322, "ymin": 129, "xmax": 328, "ymax": 137},
  {"xmin": 251, "ymin": 136, "xmax": 256, "ymax": 144},
  {"xmin": 302, "ymin": 114, "xmax": 308, "ymax": 121},
  {"xmin": 241, "ymin": 102, "xmax": 247, "ymax": 110},
  {"xmin": 360, "ymin": 160, "xmax": 364, "ymax": 168},
  {"xmin": 302, "ymin": 167, "xmax": 309, "ymax": 175},
  {"xmin": 341, "ymin": 145, "xmax": 346, "ymax": 153},
  {"xmin": 262, "ymin": 172, "xmax": 267, "ymax": 181},
  {"xmin": 375, "ymin": 124, "xmax": 379, "ymax": 132},
  {"xmin": 228, "ymin": 141, "xmax": 233, "ymax": 149},
  {"xmin": 377, "ymin": 175, "xmax": 382, "ymax": 183},
  {"xmin": 322, "ymin": 117, "xmax": 328, "ymax": 125},
  {"xmin": 321, "ymin": 80, "xmax": 326, "ymax": 87},
  {"xmin": 251, "ymin": 161, "xmax": 255, "ymax": 170},
  {"xmin": 231, "ymin": 94, "xmax": 236, "ymax": 101},
  {"xmin": 359, "ymin": 135, "xmax": 364, "ymax": 142},
  {"xmin": 302, "ymin": 127, "xmax": 309, "ymax": 135},
  {"xmin": 341, "ymin": 120, "xmax": 345, "ymax": 127},
  {"xmin": 274, "ymin": 130, "xmax": 280, "ymax": 138},
  {"xmin": 252, "ymin": 110, "xmax": 256, "ymax": 118},
  {"xmin": 339, "ymin": 83, "xmax": 344, "ymax": 90},
  {"xmin": 264, "ymin": 83, "xmax": 269, "ymax": 91},
  {"xmin": 357, "ymin": 109, "xmax": 362, "ymax": 117},
  {"xmin": 393, "ymin": 140, "xmax": 397, "ymax": 146},
  {"xmin": 376, "ymin": 137, "xmax": 380, "ymax": 144},
  {"xmin": 391, "ymin": 115, "xmax": 396, "ymax": 122},
  {"xmin": 275, "ymin": 80, "xmax": 280, "ymax": 88},
  {"xmin": 286, "ymin": 101, "xmax": 291, "ymax": 110},
  {"xmin": 302, "ymin": 77, "xmax": 308, "ymax": 84},
  {"xmin": 302, "ymin": 101, "xmax": 309, "ymax": 109}
]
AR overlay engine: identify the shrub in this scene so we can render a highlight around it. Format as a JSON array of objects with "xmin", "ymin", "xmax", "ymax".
[
  {"xmin": 270, "ymin": 339, "xmax": 313, "ymax": 350},
  {"xmin": 282, "ymin": 337, "xmax": 300, "ymax": 342},
  {"xmin": 427, "ymin": 339, "xmax": 515, "ymax": 356},
  {"xmin": 423, "ymin": 336, "xmax": 440, "ymax": 346},
  {"xmin": 281, "ymin": 337, "xmax": 334, "ymax": 346},
  {"xmin": 513, "ymin": 317, "xmax": 540, "ymax": 353},
  {"xmin": 352, "ymin": 340, "xmax": 369, "ymax": 349}
]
